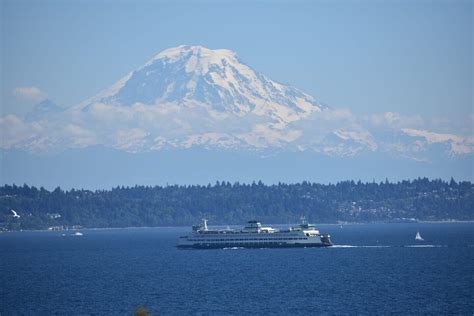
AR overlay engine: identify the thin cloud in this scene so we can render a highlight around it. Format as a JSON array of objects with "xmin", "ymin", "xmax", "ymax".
[
  {"xmin": 401, "ymin": 128, "xmax": 473, "ymax": 155},
  {"xmin": 0, "ymin": 101, "xmax": 472, "ymax": 160},
  {"xmin": 13, "ymin": 86, "xmax": 48, "ymax": 102},
  {"xmin": 115, "ymin": 128, "xmax": 149, "ymax": 152},
  {"xmin": 334, "ymin": 129, "xmax": 378, "ymax": 151}
]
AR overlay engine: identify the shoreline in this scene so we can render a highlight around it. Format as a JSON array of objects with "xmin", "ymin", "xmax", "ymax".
[{"xmin": 2, "ymin": 220, "xmax": 474, "ymax": 234}]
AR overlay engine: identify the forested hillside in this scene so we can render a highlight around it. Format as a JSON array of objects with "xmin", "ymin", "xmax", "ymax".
[{"xmin": 1, "ymin": 178, "xmax": 472, "ymax": 230}]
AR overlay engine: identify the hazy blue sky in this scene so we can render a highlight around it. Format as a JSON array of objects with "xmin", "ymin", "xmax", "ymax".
[{"xmin": 2, "ymin": 0, "xmax": 472, "ymax": 118}]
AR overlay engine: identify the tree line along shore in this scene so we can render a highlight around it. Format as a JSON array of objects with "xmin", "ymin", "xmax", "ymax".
[{"xmin": 1, "ymin": 178, "xmax": 472, "ymax": 231}]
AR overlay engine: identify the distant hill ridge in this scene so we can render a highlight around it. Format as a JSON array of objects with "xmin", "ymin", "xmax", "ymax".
[{"xmin": 1, "ymin": 178, "xmax": 472, "ymax": 230}]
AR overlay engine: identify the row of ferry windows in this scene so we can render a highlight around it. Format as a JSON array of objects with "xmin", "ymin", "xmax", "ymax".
[{"xmin": 188, "ymin": 237, "xmax": 308, "ymax": 242}]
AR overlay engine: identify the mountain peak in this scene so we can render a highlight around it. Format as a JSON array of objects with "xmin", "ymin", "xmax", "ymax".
[
  {"xmin": 78, "ymin": 45, "xmax": 324, "ymax": 128},
  {"xmin": 144, "ymin": 45, "xmax": 240, "ymax": 77},
  {"xmin": 153, "ymin": 45, "xmax": 237, "ymax": 62}
]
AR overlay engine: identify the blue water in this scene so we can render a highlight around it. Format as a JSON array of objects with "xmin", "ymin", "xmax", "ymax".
[{"xmin": 1, "ymin": 223, "xmax": 473, "ymax": 315}]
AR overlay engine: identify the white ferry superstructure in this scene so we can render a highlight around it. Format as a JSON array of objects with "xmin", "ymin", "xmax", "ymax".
[{"xmin": 177, "ymin": 219, "xmax": 332, "ymax": 249}]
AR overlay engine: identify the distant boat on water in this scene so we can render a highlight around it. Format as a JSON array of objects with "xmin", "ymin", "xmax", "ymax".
[{"xmin": 415, "ymin": 231, "xmax": 424, "ymax": 241}]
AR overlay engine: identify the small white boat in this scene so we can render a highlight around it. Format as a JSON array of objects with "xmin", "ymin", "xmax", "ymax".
[
  {"xmin": 73, "ymin": 232, "xmax": 83, "ymax": 236},
  {"xmin": 415, "ymin": 231, "xmax": 424, "ymax": 241}
]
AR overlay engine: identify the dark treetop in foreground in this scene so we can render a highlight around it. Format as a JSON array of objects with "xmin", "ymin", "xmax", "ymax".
[{"xmin": 0, "ymin": 178, "xmax": 472, "ymax": 230}]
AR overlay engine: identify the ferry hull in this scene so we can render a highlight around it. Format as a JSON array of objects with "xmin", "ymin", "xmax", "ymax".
[{"xmin": 177, "ymin": 242, "xmax": 332, "ymax": 249}]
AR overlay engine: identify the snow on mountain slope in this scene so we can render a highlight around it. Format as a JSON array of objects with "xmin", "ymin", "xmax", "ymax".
[
  {"xmin": 14, "ymin": 45, "xmax": 465, "ymax": 158},
  {"xmin": 3, "ymin": 45, "xmax": 470, "ymax": 159},
  {"xmin": 78, "ymin": 45, "xmax": 324, "ymax": 128}
]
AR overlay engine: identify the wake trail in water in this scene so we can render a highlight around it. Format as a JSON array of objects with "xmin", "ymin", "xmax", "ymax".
[
  {"xmin": 331, "ymin": 245, "xmax": 391, "ymax": 248},
  {"xmin": 331, "ymin": 244, "xmax": 448, "ymax": 248},
  {"xmin": 404, "ymin": 245, "xmax": 446, "ymax": 248}
]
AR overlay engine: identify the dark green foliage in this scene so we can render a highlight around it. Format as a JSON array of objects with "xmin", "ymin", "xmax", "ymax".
[{"xmin": 0, "ymin": 178, "xmax": 472, "ymax": 230}]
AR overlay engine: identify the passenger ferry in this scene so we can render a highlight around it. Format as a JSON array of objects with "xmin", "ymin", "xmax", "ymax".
[{"xmin": 177, "ymin": 218, "xmax": 332, "ymax": 249}]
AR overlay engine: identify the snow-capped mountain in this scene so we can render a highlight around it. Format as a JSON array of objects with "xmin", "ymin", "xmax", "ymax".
[
  {"xmin": 78, "ymin": 45, "xmax": 324, "ymax": 127},
  {"xmin": 4, "ymin": 45, "xmax": 471, "ymax": 162},
  {"xmin": 2, "ymin": 46, "xmax": 471, "ymax": 186},
  {"xmin": 17, "ymin": 45, "xmax": 469, "ymax": 158}
]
